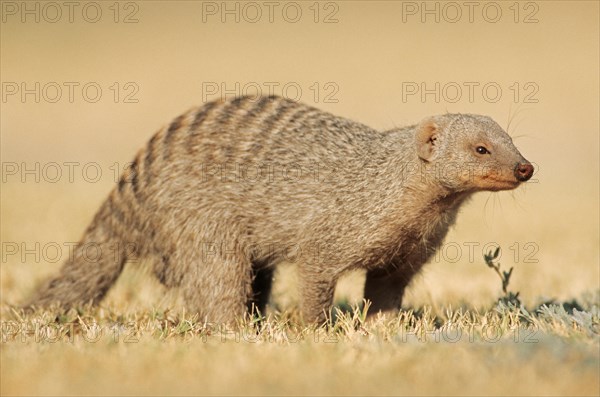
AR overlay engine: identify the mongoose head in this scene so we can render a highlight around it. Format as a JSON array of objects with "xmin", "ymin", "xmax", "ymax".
[{"xmin": 415, "ymin": 114, "xmax": 534, "ymax": 192}]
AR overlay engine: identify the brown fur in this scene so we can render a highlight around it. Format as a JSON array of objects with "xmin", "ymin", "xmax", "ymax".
[{"xmin": 27, "ymin": 95, "xmax": 534, "ymax": 323}]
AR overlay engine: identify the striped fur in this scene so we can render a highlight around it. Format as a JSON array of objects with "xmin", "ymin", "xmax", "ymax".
[{"xmin": 27, "ymin": 96, "xmax": 533, "ymax": 323}]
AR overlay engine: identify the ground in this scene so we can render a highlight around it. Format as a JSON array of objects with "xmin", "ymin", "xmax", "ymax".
[{"xmin": 1, "ymin": 258, "xmax": 598, "ymax": 396}]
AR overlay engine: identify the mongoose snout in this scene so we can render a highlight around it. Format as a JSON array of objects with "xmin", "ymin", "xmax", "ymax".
[{"xmin": 514, "ymin": 162, "xmax": 534, "ymax": 182}]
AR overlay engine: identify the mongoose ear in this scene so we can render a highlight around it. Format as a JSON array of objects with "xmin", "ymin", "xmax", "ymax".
[{"xmin": 415, "ymin": 120, "xmax": 439, "ymax": 161}]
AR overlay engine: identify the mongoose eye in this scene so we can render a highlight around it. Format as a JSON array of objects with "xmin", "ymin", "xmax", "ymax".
[{"xmin": 476, "ymin": 146, "xmax": 490, "ymax": 155}]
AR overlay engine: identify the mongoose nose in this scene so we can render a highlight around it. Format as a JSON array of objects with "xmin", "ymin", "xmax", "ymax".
[{"xmin": 514, "ymin": 162, "xmax": 534, "ymax": 182}]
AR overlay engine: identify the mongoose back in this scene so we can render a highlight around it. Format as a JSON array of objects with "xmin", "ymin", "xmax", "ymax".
[{"xmin": 28, "ymin": 95, "xmax": 534, "ymax": 323}]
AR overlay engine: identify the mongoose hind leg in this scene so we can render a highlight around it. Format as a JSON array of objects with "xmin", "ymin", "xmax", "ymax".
[{"xmin": 180, "ymin": 245, "xmax": 254, "ymax": 325}]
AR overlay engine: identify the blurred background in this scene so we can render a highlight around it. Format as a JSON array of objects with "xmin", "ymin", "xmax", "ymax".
[{"xmin": 1, "ymin": 1, "xmax": 598, "ymax": 310}]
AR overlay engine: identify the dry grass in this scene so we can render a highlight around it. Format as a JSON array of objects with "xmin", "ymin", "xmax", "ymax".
[
  {"xmin": 1, "ymin": 257, "xmax": 599, "ymax": 396},
  {"xmin": 1, "ymin": 290, "xmax": 598, "ymax": 396}
]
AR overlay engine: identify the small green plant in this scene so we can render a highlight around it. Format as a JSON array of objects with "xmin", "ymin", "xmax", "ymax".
[{"xmin": 484, "ymin": 247, "xmax": 521, "ymax": 306}]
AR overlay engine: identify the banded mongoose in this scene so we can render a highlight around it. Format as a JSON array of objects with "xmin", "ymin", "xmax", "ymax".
[{"xmin": 28, "ymin": 95, "xmax": 534, "ymax": 323}]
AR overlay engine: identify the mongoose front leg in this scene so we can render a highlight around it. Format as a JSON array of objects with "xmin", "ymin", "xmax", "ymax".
[{"xmin": 363, "ymin": 268, "xmax": 413, "ymax": 316}]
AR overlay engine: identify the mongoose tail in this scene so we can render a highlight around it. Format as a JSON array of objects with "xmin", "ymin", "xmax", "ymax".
[{"xmin": 26, "ymin": 196, "xmax": 129, "ymax": 310}]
